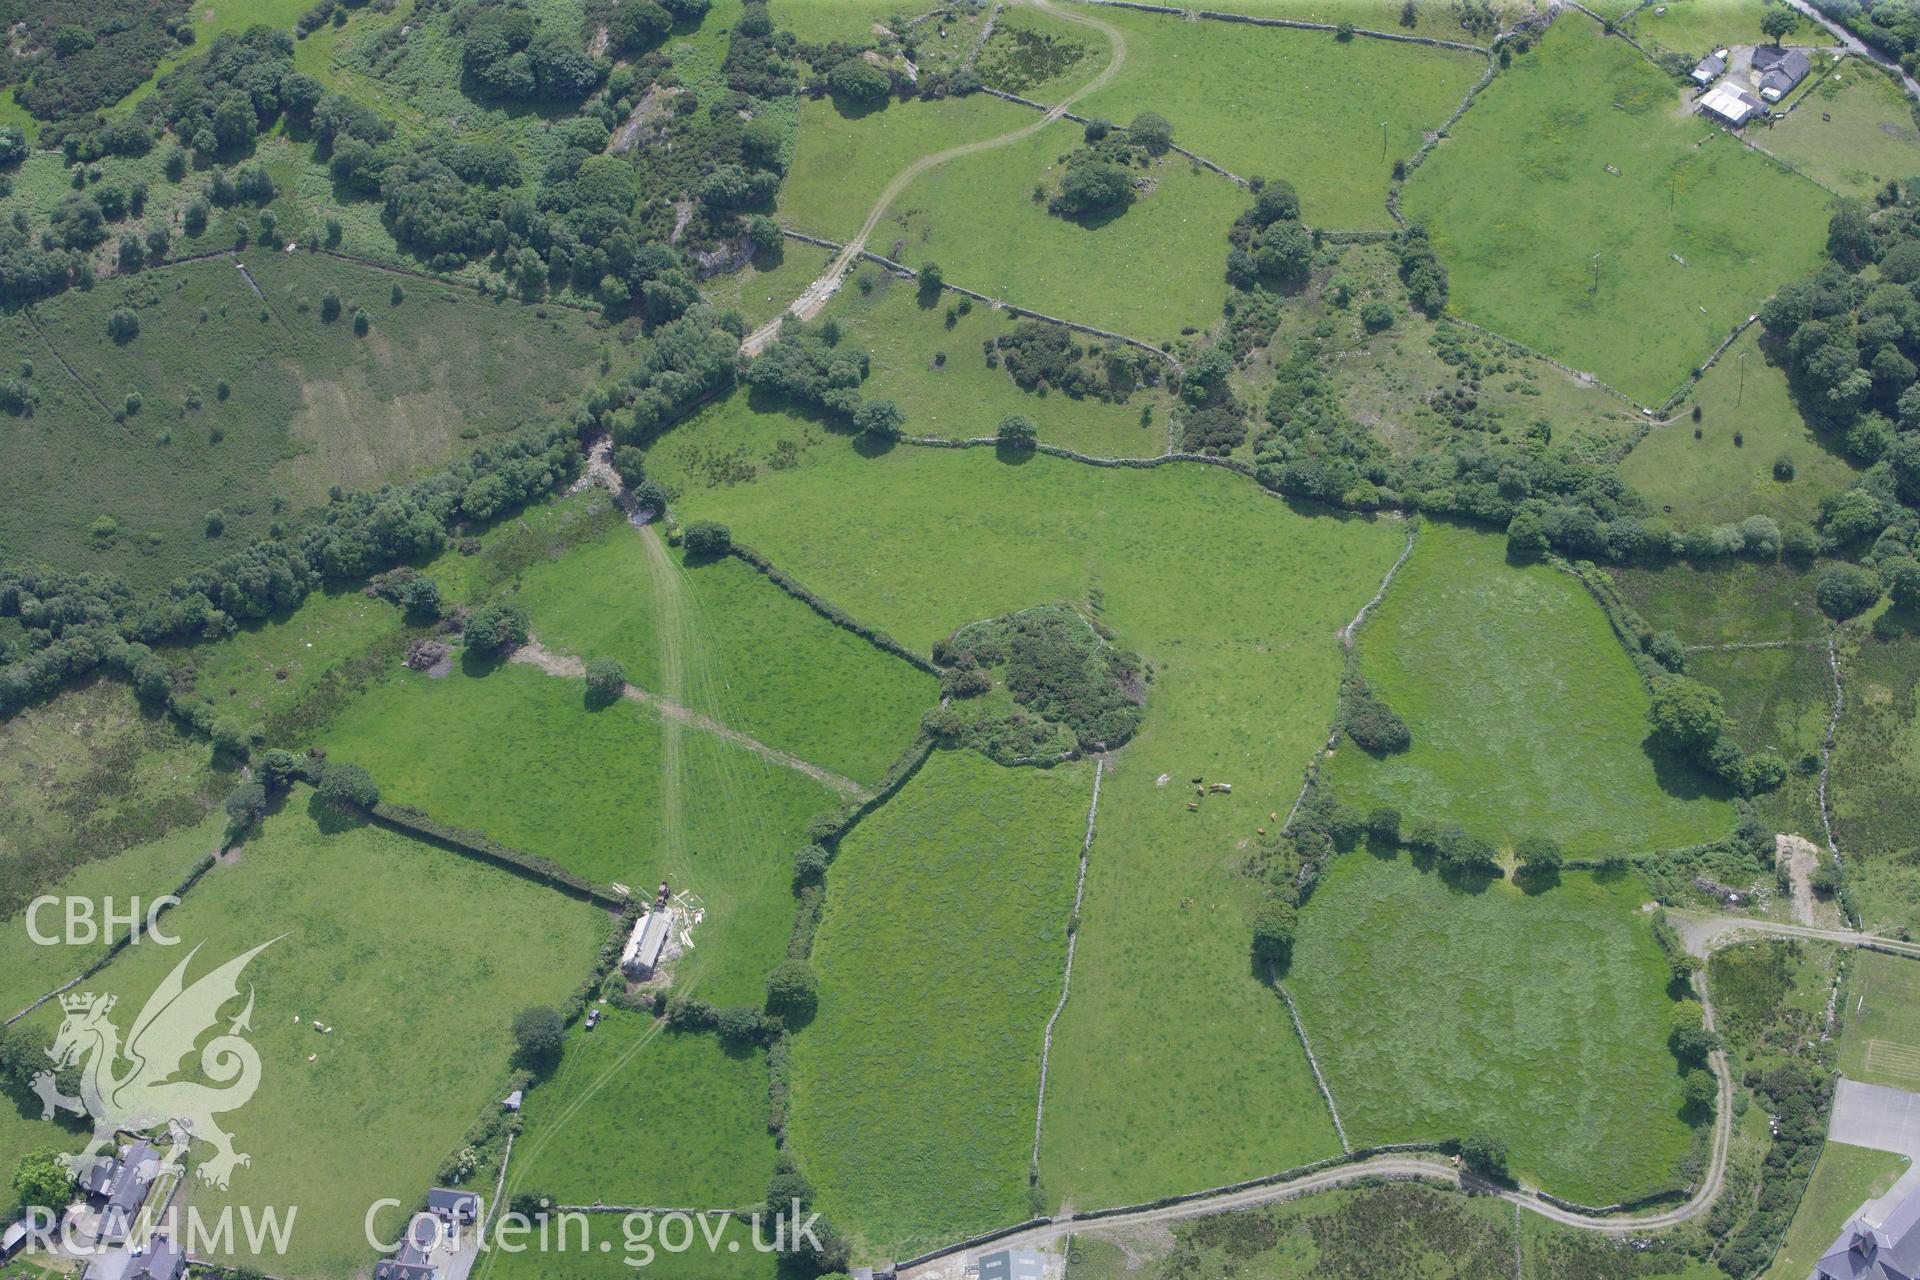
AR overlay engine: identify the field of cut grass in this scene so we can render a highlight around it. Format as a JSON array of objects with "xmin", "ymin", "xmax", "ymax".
[
  {"xmin": 1766, "ymin": 65, "xmax": 1920, "ymax": 199},
  {"xmin": 1623, "ymin": 0, "xmax": 1783, "ymax": 54},
  {"xmin": 508, "ymin": 1010, "xmax": 775, "ymax": 1210},
  {"xmin": 791, "ymin": 750, "xmax": 1092, "ymax": 1259},
  {"xmin": 1838, "ymin": 949, "xmax": 1920, "ymax": 1088},
  {"xmin": 1037, "ymin": 8, "xmax": 1484, "ymax": 230},
  {"xmin": 11, "ymin": 792, "xmax": 606, "ymax": 1279},
  {"xmin": 1327, "ymin": 520, "xmax": 1734, "ymax": 856},
  {"xmin": 1289, "ymin": 853, "xmax": 1694, "ymax": 1204},
  {"xmin": 1402, "ymin": 16, "xmax": 1831, "ymax": 405},
  {"xmin": 777, "ymin": 91, "xmax": 1035, "ymax": 239},
  {"xmin": 643, "ymin": 395, "xmax": 1400, "ymax": 1209},
  {"xmin": 824, "ymin": 270, "xmax": 1172, "ymax": 455},
  {"xmin": 0, "ymin": 810, "xmax": 224, "ymax": 1023},
  {"xmin": 4, "ymin": 255, "xmax": 603, "ymax": 589},
  {"xmin": 502, "ymin": 504, "xmax": 937, "ymax": 788},
  {"xmin": 315, "ymin": 662, "xmax": 837, "ymax": 1005},
  {"xmin": 0, "ymin": 678, "xmax": 227, "ymax": 920},
  {"xmin": 1766, "ymin": 1141, "xmax": 1911, "ymax": 1279},
  {"xmin": 1622, "ymin": 330, "xmax": 1861, "ymax": 527},
  {"xmin": 876, "ymin": 118, "xmax": 1248, "ymax": 341}
]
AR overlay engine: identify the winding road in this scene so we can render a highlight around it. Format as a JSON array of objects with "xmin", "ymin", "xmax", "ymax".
[
  {"xmin": 896, "ymin": 912, "xmax": 1920, "ymax": 1277},
  {"xmin": 742, "ymin": 0, "xmax": 1130, "ymax": 354}
]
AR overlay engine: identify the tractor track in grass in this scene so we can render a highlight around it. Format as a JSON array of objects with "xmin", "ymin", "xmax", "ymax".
[
  {"xmin": 509, "ymin": 638, "xmax": 871, "ymax": 801},
  {"xmin": 743, "ymin": 0, "xmax": 1130, "ymax": 354}
]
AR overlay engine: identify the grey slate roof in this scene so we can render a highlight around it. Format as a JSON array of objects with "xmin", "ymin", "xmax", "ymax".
[
  {"xmin": 1761, "ymin": 49, "xmax": 1812, "ymax": 96},
  {"xmin": 127, "ymin": 1233, "xmax": 185, "ymax": 1280},
  {"xmin": 426, "ymin": 1188, "xmax": 479, "ymax": 1222},
  {"xmin": 1819, "ymin": 1179, "xmax": 1920, "ymax": 1279}
]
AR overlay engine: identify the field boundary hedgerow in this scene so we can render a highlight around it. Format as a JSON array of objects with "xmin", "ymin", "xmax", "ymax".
[{"xmin": 727, "ymin": 541, "xmax": 942, "ymax": 676}]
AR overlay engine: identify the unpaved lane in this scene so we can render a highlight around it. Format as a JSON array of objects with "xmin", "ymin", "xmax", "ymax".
[{"xmin": 742, "ymin": 0, "xmax": 1130, "ymax": 353}]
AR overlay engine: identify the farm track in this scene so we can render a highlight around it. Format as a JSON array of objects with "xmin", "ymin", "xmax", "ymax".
[
  {"xmin": 902, "ymin": 913, "xmax": 1920, "ymax": 1275},
  {"xmin": 743, "ymin": 0, "xmax": 1130, "ymax": 354},
  {"xmin": 508, "ymin": 639, "xmax": 871, "ymax": 801}
]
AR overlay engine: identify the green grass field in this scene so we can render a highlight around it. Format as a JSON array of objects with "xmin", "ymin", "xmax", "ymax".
[
  {"xmin": 1623, "ymin": 0, "xmax": 1783, "ymax": 55},
  {"xmin": 823, "ymin": 269, "xmax": 1173, "ymax": 455},
  {"xmin": 1273, "ymin": 243, "xmax": 1648, "ymax": 463},
  {"xmin": 4, "ymin": 254, "xmax": 603, "ymax": 589},
  {"xmin": 1290, "ymin": 853, "xmax": 1694, "ymax": 1203},
  {"xmin": 1766, "ymin": 1141, "xmax": 1911, "ymax": 1279},
  {"xmin": 641, "ymin": 395, "xmax": 1402, "ymax": 1209},
  {"xmin": 791, "ymin": 750, "xmax": 1092, "ymax": 1258},
  {"xmin": 1838, "ymin": 949, "xmax": 1920, "ymax": 1088},
  {"xmin": 777, "ymin": 91, "xmax": 1035, "ymax": 239},
  {"xmin": 700, "ymin": 240, "xmax": 840, "ymax": 333},
  {"xmin": 316, "ymin": 662, "xmax": 837, "ymax": 1005},
  {"xmin": 13, "ymin": 792, "xmax": 606, "ymax": 1279},
  {"xmin": 1609, "ymin": 559, "xmax": 1828, "ymax": 647},
  {"xmin": 1327, "ymin": 520, "xmax": 1734, "ymax": 856},
  {"xmin": 157, "ymin": 586, "xmax": 412, "ymax": 743},
  {"xmin": 1830, "ymin": 627, "xmax": 1920, "ymax": 933},
  {"xmin": 1766, "ymin": 65, "xmax": 1920, "ymax": 200},
  {"xmin": 473, "ymin": 1213, "xmax": 778, "ymax": 1280},
  {"xmin": 507, "ymin": 1010, "xmax": 775, "ymax": 1210},
  {"xmin": 0, "ymin": 678, "xmax": 227, "ymax": 920},
  {"xmin": 1622, "ymin": 330, "xmax": 1861, "ymax": 527},
  {"xmin": 502, "ymin": 502, "xmax": 937, "ymax": 788},
  {"xmin": 0, "ymin": 809, "xmax": 224, "ymax": 1023},
  {"xmin": 1041, "ymin": 8, "xmax": 1484, "ymax": 231},
  {"xmin": 875, "ymin": 118, "xmax": 1249, "ymax": 342},
  {"xmin": 1402, "ymin": 16, "xmax": 1831, "ymax": 405}
]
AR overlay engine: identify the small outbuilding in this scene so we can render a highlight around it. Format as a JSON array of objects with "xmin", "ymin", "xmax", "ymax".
[
  {"xmin": 620, "ymin": 910, "xmax": 672, "ymax": 980},
  {"xmin": 1701, "ymin": 82, "xmax": 1765, "ymax": 127},
  {"xmin": 1691, "ymin": 50, "xmax": 1727, "ymax": 85},
  {"xmin": 978, "ymin": 1248, "xmax": 1050, "ymax": 1280}
]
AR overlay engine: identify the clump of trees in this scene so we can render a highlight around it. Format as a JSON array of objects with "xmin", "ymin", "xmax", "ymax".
[
  {"xmin": 1647, "ymin": 674, "xmax": 1787, "ymax": 795},
  {"xmin": 1045, "ymin": 115, "xmax": 1168, "ymax": 219},
  {"xmin": 989, "ymin": 320, "xmax": 1154, "ymax": 403},
  {"xmin": 1227, "ymin": 178, "xmax": 1313, "ymax": 290},
  {"xmin": 464, "ymin": 600, "xmax": 529, "ymax": 656},
  {"xmin": 1341, "ymin": 679, "xmax": 1411, "ymax": 754},
  {"xmin": 1394, "ymin": 223, "xmax": 1448, "ymax": 315},
  {"xmin": 744, "ymin": 316, "xmax": 904, "ymax": 439},
  {"xmin": 928, "ymin": 605, "xmax": 1147, "ymax": 758},
  {"xmin": 683, "ymin": 520, "xmax": 732, "ymax": 557}
]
